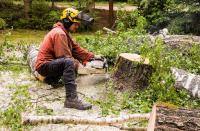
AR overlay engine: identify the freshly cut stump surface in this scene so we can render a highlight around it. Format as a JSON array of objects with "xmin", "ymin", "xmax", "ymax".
[{"xmin": 113, "ymin": 53, "xmax": 153, "ymax": 90}]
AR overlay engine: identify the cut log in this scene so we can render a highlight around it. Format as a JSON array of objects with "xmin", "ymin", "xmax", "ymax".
[
  {"xmin": 112, "ymin": 53, "xmax": 153, "ymax": 90},
  {"xmin": 171, "ymin": 67, "xmax": 200, "ymax": 98},
  {"xmin": 27, "ymin": 46, "xmax": 45, "ymax": 81},
  {"xmin": 27, "ymin": 46, "xmax": 38, "ymax": 74},
  {"xmin": 22, "ymin": 113, "xmax": 150, "ymax": 125},
  {"xmin": 147, "ymin": 104, "xmax": 200, "ymax": 131},
  {"xmin": 164, "ymin": 35, "xmax": 200, "ymax": 47}
]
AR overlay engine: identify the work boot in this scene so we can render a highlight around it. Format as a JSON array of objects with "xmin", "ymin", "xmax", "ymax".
[{"xmin": 64, "ymin": 97, "xmax": 92, "ymax": 110}]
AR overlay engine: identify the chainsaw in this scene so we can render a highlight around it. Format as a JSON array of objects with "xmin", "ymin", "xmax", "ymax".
[{"xmin": 78, "ymin": 56, "xmax": 108, "ymax": 75}]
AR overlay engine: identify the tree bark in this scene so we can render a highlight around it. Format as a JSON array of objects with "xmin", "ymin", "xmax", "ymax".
[
  {"xmin": 27, "ymin": 46, "xmax": 38, "ymax": 74},
  {"xmin": 147, "ymin": 104, "xmax": 200, "ymax": 131},
  {"xmin": 112, "ymin": 53, "xmax": 153, "ymax": 90},
  {"xmin": 23, "ymin": 0, "xmax": 32, "ymax": 19},
  {"xmin": 27, "ymin": 46, "xmax": 45, "ymax": 81},
  {"xmin": 171, "ymin": 67, "xmax": 200, "ymax": 98},
  {"xmin": 22, "ymin": 113, "xmax": 150, "ymax": 125}
]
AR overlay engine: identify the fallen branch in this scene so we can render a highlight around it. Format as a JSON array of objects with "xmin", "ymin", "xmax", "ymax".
[
  {"xmin": 22, "ymin": 113, "xmax": 150, "ymax": 125},
  {"xmin": 103, "ymin": 27, "xmax": 116, "ymax": 34}
]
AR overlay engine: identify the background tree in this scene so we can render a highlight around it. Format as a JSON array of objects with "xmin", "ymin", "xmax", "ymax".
[
  {"xmin": 51, "ymin": 0, "xmax": 55, "ymax": 9},
  {"xmin": 109, "ymin": 0, "xmax": 114, "ymax": 28},
  {"xmin": 139, "ymin": 0, "xmax": 175, "ymax": 25},
  {"xmin": 23, "ymin": 0, "xmax": 32, "ymax": 19}
]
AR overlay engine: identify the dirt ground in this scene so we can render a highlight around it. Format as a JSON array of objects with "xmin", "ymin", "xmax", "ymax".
[{"xmin": 0, "ymin": 66, "xmax": 124, "ymax": 130}]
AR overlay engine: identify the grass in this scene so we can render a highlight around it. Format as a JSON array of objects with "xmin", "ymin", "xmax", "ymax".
[
  {"xmin": 0, "ymin": 29, "xmax": 94, "ymax": 45},
  {"xmin": 0, "ymin": 29, "xmax": 47, "ymax": 44}
]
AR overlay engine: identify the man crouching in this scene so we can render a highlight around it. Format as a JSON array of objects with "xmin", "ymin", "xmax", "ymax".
[{"xmin": 35, "ymin": 8, "xmax": 95, "ymax": 110}]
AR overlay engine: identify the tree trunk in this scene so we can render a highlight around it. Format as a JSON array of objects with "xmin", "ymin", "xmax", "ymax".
[
  {"xmin": 171, "ymin": 67, "xmax": 200, "ymax": 98},
  {"xmin": 147, "ymin": 104, "xmax": 200, "ymax": 131},
  {"xmin": 23, "ymin": 0, "xmax": 32, "ymax": 19},
  {"xmin": 112, "ymin": 53, "xmax": 153, "ymax": 90},
  {"xmin": 109, "ymin": 0, "xmax": 114, "ymax": 28},
  {"xmin": 51, "ymin": 0, "xmax": 55, "ymax": 9}
]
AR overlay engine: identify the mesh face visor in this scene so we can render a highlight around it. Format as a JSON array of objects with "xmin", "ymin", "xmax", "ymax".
[{"xmin": 76, "ymin": 11, "xmax": 94, "ymax": 25}]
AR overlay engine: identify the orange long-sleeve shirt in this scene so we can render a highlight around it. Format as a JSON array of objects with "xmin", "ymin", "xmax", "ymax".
[{"xmin": 35, "ymin": 22, "xmax": 94, "ymax": 71}]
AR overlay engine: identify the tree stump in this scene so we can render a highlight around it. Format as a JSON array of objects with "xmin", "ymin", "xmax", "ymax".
[
  {"xmin": 147, "ymin": 104, "xmax": 200, "ymax": 131},
  {"xmin": 171, "ymin": 67, "xmax": 200, "ymax": 98},
  {"xmin": 112, "ymin": 53, "xmax": 153, "ymax": 90}
]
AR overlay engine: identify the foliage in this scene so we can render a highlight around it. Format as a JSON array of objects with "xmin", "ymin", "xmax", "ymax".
[
  {"xmin": 13, "ymin": 10, "xmax": 60, "ymax": 30},
  {"xmin": 89, "ymin": 88, "xmax": 121, "ymax": 116},
  {"xmin": 76, "ymin": 31, "xmax": 145, "ymax": 64},
  {"xmin": 0, "ymin": 18, "xmax": 6, "ymax": 29},
  {"xmin": 127, "ymin": 0, "xmax": 142, "ymax": 5},
  {"xmin": 0, "ymin": 0, "xmax": 13, "ymax": 8},
  {"xmin": 137, "ymin": 0, "xmax": 200, "ymax": 35},
  {"xmin": 76, "ymin": 10, "xmax": 147, "ymax": 64},
  {"xmin": 75, "ymin": 9, "xmax": 200, "ymax": 114},
  {"xmin": 0, "ymin": 0, "xmax": 60, "ymax": 30},
  {"xmin": 116, "ymin": 10, "xmax": 147, "ymax": 31},
  {"xmin": 74, "ymin": 0, "xmax": 93, "ymax": 9},
  {"xmin": 110, "ymin": 39, "xmax": 197, "ymax": 113},
  {"xmin": 31, "ymin": 0, "xmax": 50, "ymax": 17},
  {"xmin": 167, "ymin": 13, "xmax": 200, "ymax": 35},
  {"xmin": 88, "ymin": 35, "xmax": 200, "ymax": 115},
  {"xmin": 139, "ymin": 0, "xmax": 175, "ymax": 25},
  {"xmin": 0, "ymin": 0, "xmax": 24, "ymax": 29}
]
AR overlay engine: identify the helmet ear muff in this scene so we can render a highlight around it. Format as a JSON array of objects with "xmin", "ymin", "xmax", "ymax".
[{"xmin": 62, "ymin": 18, "xmax": 73, "ymax": 29}]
